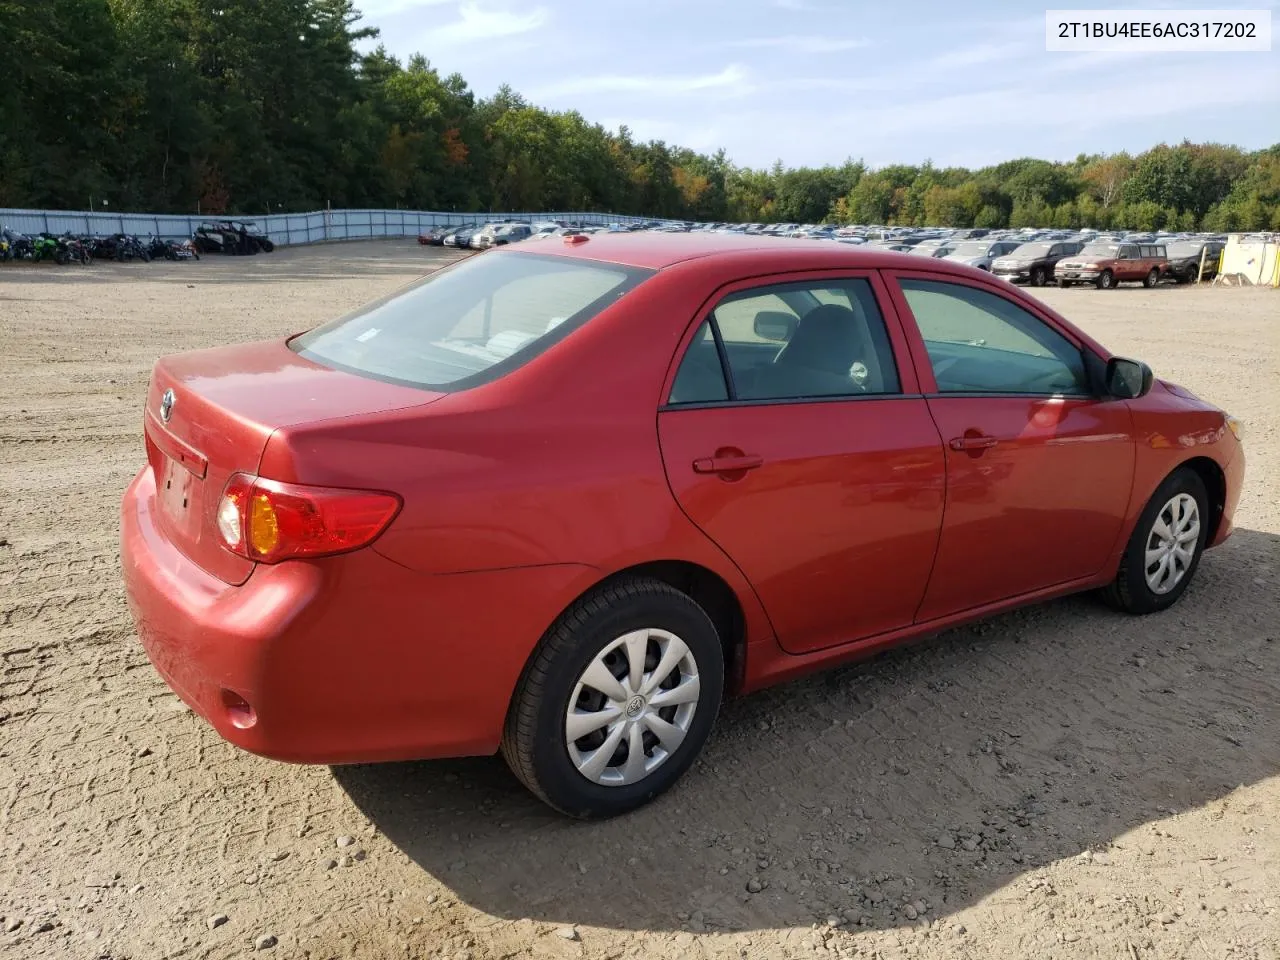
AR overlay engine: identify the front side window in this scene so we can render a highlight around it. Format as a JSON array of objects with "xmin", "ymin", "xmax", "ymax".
[
  {"xmin": 667, "ymin": 279, "xmax": 900, "ymax": 404},
  {"xmin": 898, "ymin": 279, "xmax": 1089, "ymax": 396},
  {"xmin": 293, "ymin": 252, "xmax": 651, "ymax": 390}
]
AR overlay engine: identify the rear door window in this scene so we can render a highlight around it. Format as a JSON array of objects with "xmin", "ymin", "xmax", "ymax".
[{"xmin": 667, "ymin": 278, "xmax": 901, "ymax": 404}]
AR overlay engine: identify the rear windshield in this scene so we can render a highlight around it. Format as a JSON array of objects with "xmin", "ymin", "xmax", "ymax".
[{"xmin": 292, "ymin": 252, "xmax": 651, "ymax": 390}]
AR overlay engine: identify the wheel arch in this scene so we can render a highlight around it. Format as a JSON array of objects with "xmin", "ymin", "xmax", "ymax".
[
  {"xmin": 598, "ymin": 560, "xmax": 748, "ymax": 694},
  {"xmin": 1177, "ymin": 455, "xmax": 1228, "ymax": 545},
  {"xmin": 533, "ymin": 559, "xmax": 751, "ymax": 697}
]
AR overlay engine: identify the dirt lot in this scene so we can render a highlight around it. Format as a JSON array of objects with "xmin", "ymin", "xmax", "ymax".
[{"xmin": 1, "ymin": 241, "xmax": 1277, "ymax": 960}]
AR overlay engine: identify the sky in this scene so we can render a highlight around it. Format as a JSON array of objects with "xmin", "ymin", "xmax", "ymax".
[{"xmin": 352, "ymin": 0, "xmax": 1280, "ymax": 170}]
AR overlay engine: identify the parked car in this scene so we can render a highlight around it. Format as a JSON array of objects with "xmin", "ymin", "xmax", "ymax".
[
  {"xmin": 908, "ymin": 240, "xmax": 953, "ymax": 257},
  {"xmin": 442, "ymin": 226, "xmax": 477, "ymax": 248},
  {"xmin": 1055, "ymin": 242, "xmax": 1168, "ymax": 289},
  {"xmin": 1163, "ymin": 240, "xmax": 1224, "ymax": 283},
  {"xmin": 991, "ymin": 241, "xmax": 1084, "ymax": 286},
  {"xmin": 417, "ymin": 225, "xmax": 457, "ymax": 246},
  {"xmin": 121, "ymin": 235, "xmax": 1244, "ymax": 818},
  {"xmin": 941, "ymin": 240, "xmax": 1024, "ymax": 271},
  {"xmin": 473, "ymin": 223, "xmax": 533, "ymax": 249}
]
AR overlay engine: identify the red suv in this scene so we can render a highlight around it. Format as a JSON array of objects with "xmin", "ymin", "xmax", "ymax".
[{"xmin": 1055, "ymin": 242, "xmax": 1167, "ymax": 289}]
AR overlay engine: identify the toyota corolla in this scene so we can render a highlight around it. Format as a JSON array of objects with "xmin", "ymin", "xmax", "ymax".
[{"xmin": 120, "ymin": 234, "xmax": 1244, "ymax": 818}]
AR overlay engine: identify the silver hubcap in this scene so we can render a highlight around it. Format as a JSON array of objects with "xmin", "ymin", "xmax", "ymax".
[
  {"xmin": 1144, "ymin": 493, "xmax": 1200, "ymax": 595},
  {"xmin": 565, "ymin": 629, "xmax": 700, "ymax": 787}
]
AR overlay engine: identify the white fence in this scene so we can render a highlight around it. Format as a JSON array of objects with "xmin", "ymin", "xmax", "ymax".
[{"xmin": 0, "ymin": 207, "xmax": 661, "ymax": 246}]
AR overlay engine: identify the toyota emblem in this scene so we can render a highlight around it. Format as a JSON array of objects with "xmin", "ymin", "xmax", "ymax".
[{"xmin": 159, "ymin": 388, "xmax": 176, "ymax": 423}]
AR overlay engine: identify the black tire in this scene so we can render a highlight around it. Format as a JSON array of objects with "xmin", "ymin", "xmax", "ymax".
[
  {"xmin": 1030, "ymin": 265, "xmax": 1046, "ymax": 287},
  {"xmin": 1143, "ymin": 267, "xmax": 1159, "ymax": 288},
  {"xmin": 1057, "ymin": 278, "xmax": 1070, "ymax": 288},
  {"xmin": 1101, "ymin": 468, "xmax": 1209, "ymax": 615},
  {"xmin": 501, "ymin": 577, "xmax": 725, "ymax": 819},
  {"xmin": 1096, "ymin": 269, "xmax": 1115, "ymax": 290},
  {"xmin": 54, "ymin": 250, "xmax": 69, "ymax": 265},
  {"xmin": 260, "ymin": 239, "xmax": 274, "ymax": 253}
]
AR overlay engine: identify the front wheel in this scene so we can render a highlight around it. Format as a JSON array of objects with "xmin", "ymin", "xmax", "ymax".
[
  {"xmin": 1096, "ymin": 269, "xmax": 1115, "ymax": 290},
  {"xmin": 1143, "ymin": 267, "xmax": 1159, "ymax": 288},
  {"xmin": 1030, "ymin": 266, "xmax": 1046, "ymax": 287},
  {"xmin": 1057, "ymin": 278, "xmax": 1071, "ymax": 288},
  {"xmin": 1101, "ymin": 468, "xmax": 1209, "ymax": 615},
  {"xmin": 501, "ymin": 577, "xmax": 724, "ymax": 819}
]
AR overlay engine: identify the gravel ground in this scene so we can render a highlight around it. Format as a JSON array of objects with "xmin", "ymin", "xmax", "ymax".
[{"xmin": 1, "ymin": 241, "xmax": 1277, "ymax": 960}]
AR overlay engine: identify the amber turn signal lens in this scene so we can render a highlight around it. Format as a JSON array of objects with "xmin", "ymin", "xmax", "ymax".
[{"xmin": 248, "ymin": 493, "xmax": 280, "ymax": 556}]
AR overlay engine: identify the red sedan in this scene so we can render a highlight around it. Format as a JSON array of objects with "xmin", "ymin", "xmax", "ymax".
[{"xmin": 120, "ymin": 234, "xmax": 1245, "ymax": 818}]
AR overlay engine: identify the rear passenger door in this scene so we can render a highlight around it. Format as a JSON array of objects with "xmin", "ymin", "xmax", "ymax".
[{"xmin": 658, "ymin": 273, "xmax": 946, "ymax": 654}]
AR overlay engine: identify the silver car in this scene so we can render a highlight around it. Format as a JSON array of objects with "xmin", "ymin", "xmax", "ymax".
[{"xmin": 941, "ymin": 240, "xmax": 1024, "ymax": 272}]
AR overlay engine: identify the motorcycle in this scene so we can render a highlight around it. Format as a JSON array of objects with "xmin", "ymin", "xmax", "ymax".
[
  {"xmin": 2, "ymin": 229, "xmax": 36, "ymax": 261},
  {"xmin": 33, "ymin": 233, "xmax": 62, "ymax": 262},
  {"xmin": 58, "ymin": 233, "xmax": 92, "ymax": 265}
]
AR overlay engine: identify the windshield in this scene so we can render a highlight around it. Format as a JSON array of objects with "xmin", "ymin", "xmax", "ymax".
[
  {"xmin": 948, "ymin": 242, "xmax": 992, "ymax": 257},
  {"xmin": 1009, "ymin": 243, "xmax": 1053, "ymax": 257},
  {"xmin": 292, "ymin": 252, "xmax": 651, "ymax": 390},
  {"xmin": 1080, "ymin": 243, "xmax": 1120, "ymax": 257}
]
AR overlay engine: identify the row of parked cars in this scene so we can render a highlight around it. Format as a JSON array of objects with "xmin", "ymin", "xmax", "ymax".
[{"xmin": 419, "ymin": 217, "xmax": 1230, "ymax": 289}]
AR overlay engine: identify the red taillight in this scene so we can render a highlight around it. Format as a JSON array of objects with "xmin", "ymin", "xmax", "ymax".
[{"xmin": 215, "ymin": 473, "xmax": 401, "ymax": 563}]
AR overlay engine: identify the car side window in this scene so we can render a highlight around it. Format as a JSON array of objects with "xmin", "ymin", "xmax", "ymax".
[
  {"xmin": 898, "ymin": 279, "xmax": 1090, "ymax": 397},
  {"xmin": 666, "ymin": 279, "xmax": 901, "ymax": 404},
  {"xmin": 668, "ymin": 321, "xmax": 728, "ymax": 404}
]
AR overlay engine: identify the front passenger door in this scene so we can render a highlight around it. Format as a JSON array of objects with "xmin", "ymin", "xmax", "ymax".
[{"xmin": 885, "ymin": 273, "xmax": 1135, "ymax": 620}]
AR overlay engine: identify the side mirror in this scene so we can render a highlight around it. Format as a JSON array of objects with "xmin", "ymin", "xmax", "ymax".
[
  {"xmin": 753, "ymin": 311, "xmax": 798, "ymax": 342},
  {"xmin": 1106, "ymin": 356, "xmax": 1154, "ymax": 399}
]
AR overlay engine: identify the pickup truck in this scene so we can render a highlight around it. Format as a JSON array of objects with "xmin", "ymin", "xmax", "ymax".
[{"xmin": 1054, "ymin": 242, "xmax": 1167, "ymax": 289}]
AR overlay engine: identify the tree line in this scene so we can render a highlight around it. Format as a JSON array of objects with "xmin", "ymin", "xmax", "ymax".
[{"xmin": 2, "ymin": 0, "xmax": 1278, "ymax": 231}]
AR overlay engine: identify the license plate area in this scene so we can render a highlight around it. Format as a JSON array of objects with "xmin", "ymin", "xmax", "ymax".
[{"xmin": 158, "ymin": 455, "xmax": 204, "ymax": 539}]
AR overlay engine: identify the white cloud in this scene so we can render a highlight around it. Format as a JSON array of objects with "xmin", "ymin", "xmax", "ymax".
[
  {"xmin": 431, "ymin": 2, "xmax": 548, "ymax": 45},
  {"xmin": 926, "ymin": 40, "xmax": 1034, "ymax": 71},
  {"xmin": 837, "ymin": 59, "xmax": 1279, "ymax": 142},
  {"xmin": 353, "ymin": 0, "xmax": 454, "ymax": 17},
  {"xmin": 530, "ymin": 64, "xmax": 750, "ymax": 100},
  {"xmin": 727, "ymin": 35, "xmax": 869, "ymax": 53}
]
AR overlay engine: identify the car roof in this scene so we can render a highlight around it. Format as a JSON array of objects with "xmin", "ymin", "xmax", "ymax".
[{"xmin": 505, "ymin": 231, "xmax": 1009, "ymax": 275}]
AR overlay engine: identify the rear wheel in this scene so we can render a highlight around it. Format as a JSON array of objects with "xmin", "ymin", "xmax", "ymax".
[
  {"xmin": 1101, "ymin": 468, "xmax": 1208, "ymax": 615},
  {"xmin": 1096, "ymin": 270, "xmax": 1115, "ymax": 290},
  {"xmin": 1143, "ymin": 267, "xmax": 1159, "ymax": 288},
  {"xmin": 501, "ymin": 577, "xmax": 724, "ymax": 819},
  {"xmin": 1030, "ymin": 266, "xmax": 1047, "ymax": 287}
]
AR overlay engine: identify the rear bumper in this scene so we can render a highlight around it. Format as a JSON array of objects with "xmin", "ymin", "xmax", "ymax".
[{"xmin": 120, "ymin": 465, "xmax": 594, "ymax": 764}]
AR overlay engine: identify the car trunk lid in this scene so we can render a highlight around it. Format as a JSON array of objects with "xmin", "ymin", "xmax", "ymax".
[{"xmin": 143, "ymin": 338, "xmax": 442, "ymax": 585}]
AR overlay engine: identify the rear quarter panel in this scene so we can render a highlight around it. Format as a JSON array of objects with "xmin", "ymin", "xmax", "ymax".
[{"xmin": 257, "ymin": 258, "xmax": 784, "ymax": 650}]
